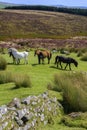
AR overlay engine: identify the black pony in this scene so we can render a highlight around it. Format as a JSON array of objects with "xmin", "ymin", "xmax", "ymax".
[{"xmin": 55, "ymin": 55, "xmax": 78, "ymax": 70}]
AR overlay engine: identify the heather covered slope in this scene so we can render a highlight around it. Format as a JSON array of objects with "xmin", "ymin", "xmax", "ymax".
[{"xmin": 0, "ymin": 10, "xmax": 87, "ymax": 40}]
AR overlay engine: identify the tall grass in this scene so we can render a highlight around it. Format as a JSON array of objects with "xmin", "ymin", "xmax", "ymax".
[
  {"xmin": 0, "ymin": 55, "xmax": 7, "ymax": 70},
  {"xmin": 80, "ymin": 53, "xmax": 87, "ymax": 61},
  {"xmin": 53, "ymin": 72, "xmax": 87, "ymax": 112},
  {"xmin": 13, "ymin": 73, "xmax": 31, "ymax": 88},
  {"xmin": 0, "ymin": 71, "xmax": 31, "ymax": 88},
  {"xmin": 0, "ymin": 71, "xmax": 12, "ymax": 84}
]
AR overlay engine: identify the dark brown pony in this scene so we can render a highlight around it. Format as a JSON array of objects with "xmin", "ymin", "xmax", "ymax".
[
  {"xmin": 34, "ymin": 49, "xmax": 52, "ymax": 64},
  {"xmin": 55, "ymin": 55, "xmax": 78, "ymax": 70}
]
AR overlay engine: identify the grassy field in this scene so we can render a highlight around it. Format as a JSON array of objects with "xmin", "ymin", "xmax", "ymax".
[
  {"xmin": 0, "ymin": 50, "xmax": 87, "ymax": 130},
  {"xmin": 0, "ymin": 50, "xmax": 87, "ymax": 105},
  {"xmin": 0, "ymin": 9, "xmax": 87, "ymax": 130}
]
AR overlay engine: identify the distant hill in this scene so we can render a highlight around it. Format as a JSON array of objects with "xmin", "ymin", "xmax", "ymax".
[
  {"xmin": 55, "ymin": 5, "xmax": 87, "ymax": 9},
  {"xmin": 5, "ymin": 5, "xmax": 87, "ymax": 16},
  {"xmin": 0, "ymin": 9, "xmax": 87, "ymax": 40},
  {"xmin": 0, "ymin": 2, "xmax": 21, "ymax": 8}
]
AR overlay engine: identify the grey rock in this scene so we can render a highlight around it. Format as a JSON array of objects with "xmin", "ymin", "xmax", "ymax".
[
  {"xmin": 17, "ymin": 108, "xmax": 27, "ymax": 119},
  {"xmin": 2, "ymin": 122, "xmax": 8, "ymax": 129},
  {"xmin": 0, "ymin": 105, "xmax": 7, "ymax": 115},
  {"xmin": 0, "ymin": 91, "xmax": 63, "ymax": 129}
]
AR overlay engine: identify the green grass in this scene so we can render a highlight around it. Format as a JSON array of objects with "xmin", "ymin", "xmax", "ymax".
[
  {"xmin": 0, "ymin": 51, "xmax": 87, "ymax": 130},
  {"xmin": 0, "ymin": 51, "xmax": 87, "ymax": 105}
]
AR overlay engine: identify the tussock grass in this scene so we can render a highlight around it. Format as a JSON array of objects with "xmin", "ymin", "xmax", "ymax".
[
  {"xmin": 0, "ymin": 71, "xmax": 31, "ymax": 88},
  {"xmin": 13, "ymin": 73, "xmax": 31, "ymax": 88},
  {"xmin": 62, "ymin": 112, "xmax": 87, "ymax": 129},
  {"xmin": 80, "ymin": 53, "xmax": 87, "ymax": 61},
  {"xmin": 53, "ymin": 72, "xmax": 87, "ymax": 112},
  {"xmin": 0, "ymin": 55, "xmax": 7, "ymax": 70},
  {"xmin": 0, "ymin": 71, "xmax": 12, "ymax": 84}
]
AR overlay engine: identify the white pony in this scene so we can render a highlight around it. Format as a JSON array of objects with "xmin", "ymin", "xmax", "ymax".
[{"xmin": 8, "ymin": 48, "xmax": 28, "ymax": 64}]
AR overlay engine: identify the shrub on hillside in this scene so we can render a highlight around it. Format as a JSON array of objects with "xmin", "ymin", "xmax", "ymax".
[
  {"xmin": 0, "ymin": 55, "xmax": 7, "ymax": 70},
  {"xmin": 80, "ymin": 53, "xmax": 87, "ymax": 61},
  {"xmin": 53, "ymin": 72, "xmax": 87, "ymax": 112},
  {"xmin": 77, "ymin": 51, "xmax": 83, "ymax": 57}
]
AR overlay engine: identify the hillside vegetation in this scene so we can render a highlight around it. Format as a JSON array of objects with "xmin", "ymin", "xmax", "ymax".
[
  {"xmin": 6, "ymin": 5, "xmax": 87, "ymax": 16},
  {"xmin": 0, "ymin": 10, "xmax": 87, "ymax": 40}
]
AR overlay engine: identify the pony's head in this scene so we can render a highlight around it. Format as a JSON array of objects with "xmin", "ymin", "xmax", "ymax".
[
  {"xmin": 34, "ymin": 50, "xmax": 40, "ymax": 56},
  {"xmin": 8, "ymin": 48, "xmax": 12, "ymax": 57},
  {"xmin": 8, "ymin": 48, "xmax": 17, "ymax": 58},
  {"xmin": 8, "ymin": 48, "xmax": 17, "ymax": 53},
  {"xmin": 73, "ymin": 59, "xmax": 78, "ymax": 67}
]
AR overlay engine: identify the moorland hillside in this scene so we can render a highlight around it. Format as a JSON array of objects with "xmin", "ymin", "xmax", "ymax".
[{"xmin": 0, "ymin": 9, "xmax": 87, "ymax": 40}]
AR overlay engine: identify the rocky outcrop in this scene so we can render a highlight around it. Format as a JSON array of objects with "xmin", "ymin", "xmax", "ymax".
[{"xmin": 0, "ymin": 92, "xmax": 63, "ymax": 130}]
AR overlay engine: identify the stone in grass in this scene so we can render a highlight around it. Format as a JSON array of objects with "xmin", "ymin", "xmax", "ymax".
[{"xmin": 0, "ymin": 105, "xmax": 8, "ymax": 115}]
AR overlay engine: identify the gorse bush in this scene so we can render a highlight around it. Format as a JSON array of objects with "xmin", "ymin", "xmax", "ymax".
[
  {"xmin": 53, "ymin": 72, "xmax": 87, "ymax": 112},
  {"xmin": 0, "ymin": 71, "xmax": 31, "ymax": 88},
  {"xmin": 0, "ymin": 55, "xmax": 7, "ymax": 70}
]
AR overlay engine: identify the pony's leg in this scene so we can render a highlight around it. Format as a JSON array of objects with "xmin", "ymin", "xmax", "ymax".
[
  {"xmin": 18, "ymin": 59, "xmax": 20, "ymax": 64},
  {"xmin": 25, "ymin": 57, "xmax": 28, "ymax": 64},
  {"xmin": 13, "ymin": 58, "xmax": 15, "ymax": 64},
  {"xmin": 69, "ymin": 63, "xmax": 71, "ymax": 70},
  {"xmin": 17, "ymin": 59, "xmax": 19, "ymax": 64},
  {"xmin": 42, "ymin": 58, "xmax": 44, "ymax": 64},
  {"xmin": 64, "ymin": 63, "xmax": 68, "ymax": 70},
  {"xmin": 48, "ymin": 57, "xmax": 50, "ymax": 64},
  {"xmin": 60, "ymin": 62, "xmax": 63, "ymax": 69},
  {"xmin": 57, "ymin": 61, "xmax": 59, "ymax": 68},
  {"xmin": 38, "ymin": 56, "xmax": 40, "ymax": 64}
]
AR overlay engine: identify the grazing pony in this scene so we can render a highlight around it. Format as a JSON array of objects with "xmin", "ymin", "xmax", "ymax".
[
  {"xmin": 8, "ymin": 48, "xmax": 28, "ymax": 64},
  {"xmin": 8, "ymin": 48, "xmax": 19, "ymax": 64},
  {"xmin": 55, "ymin": 55, "xmax": 78, "ymax": 70},
  {"xmin": 34, "ymin": 49, "xmax": 52, "ymax": 64}
]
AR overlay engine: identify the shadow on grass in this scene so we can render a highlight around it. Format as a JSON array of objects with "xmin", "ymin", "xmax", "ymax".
[
  {"xmin": 8, "ymin": 63, "xmax": 27, "ymax": 65},
  {"xmin": 50, "ymin": 66, "xmax": 71, "ymax": 71},
  {"xmin": 32, "ymin": 63, "xmax": 47, "ymax": 66},
  {"xmin": 8, "ymin": 63, "xmax": 14, "ymax": 65},
  {"xmin": 32, "ymin": 63, "xmax": 38, "ymax": 66}
]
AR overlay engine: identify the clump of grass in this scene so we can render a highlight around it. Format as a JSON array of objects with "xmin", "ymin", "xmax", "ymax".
[
  {"xmin": 0, "ymin": 71, "xmax": 13, "ymax": 84},
  {"xmin": 0, "ymin": 71, "xmax": 32, "ymax": 88},
  {"xmin": 14, "ymin": 74, "xmax": 31, "ymax": 89},
  {"xmin": 80, "ymin": 53, "xmax": 87, "ymax": 61},
  {"xmin": 53, "ymin": 72, "xmax": 87, "ymax": 112},
  {"xmin": 62, "ymin": 112, "xmax": 87, "ymax": 129},
  {"xmin": 77, "ymin": 51, "xmax": 83, "ymax": 57},
  {"xmin": 0, "ymin": 55, "xmax": 7, "ymax": 70}
]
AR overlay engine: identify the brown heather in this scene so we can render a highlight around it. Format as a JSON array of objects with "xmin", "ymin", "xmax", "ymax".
[{"xmin": 0, "ymin": 10, "xmax": 87, "ymax": 40}]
